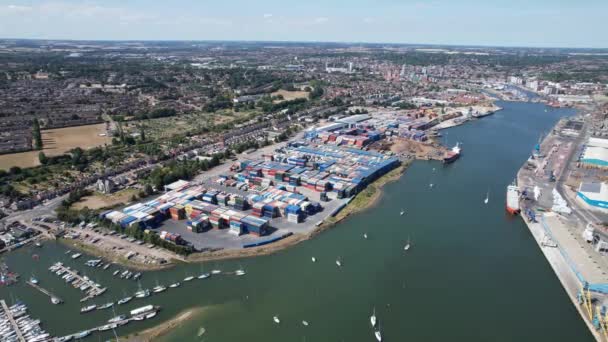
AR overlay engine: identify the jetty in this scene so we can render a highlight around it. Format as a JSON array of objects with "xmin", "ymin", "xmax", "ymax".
[
  {"xmin": 26, "ymin": 281, "xmax": 63, "ymax": 304},
  {"xmin": 0, "ymin": 299, "xmax": 26, "ymax": 342},
  {"xmin": 49, "ymin": 262, "xmax": 106, "ymax": 302}
]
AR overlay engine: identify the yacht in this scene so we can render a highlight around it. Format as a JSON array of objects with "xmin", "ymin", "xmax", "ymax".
[
  {"xmin": 98, "ymin": 323, "xmax": 117, "ymax": 331},
  {"xmin": 211, "ymin": 269, "xmax": 222, "ymax": 275},
  {"xmin": 363, "ymin": 233, "xmax": 368, "ymax": 239},
  {"xmin": 97, "ymin": 302, "xmax": 114, "ymax": 310},
  {"xmin": 311, "ymin": 257, "xmax": 316, "ymax": 263},
  {"xmin": 80, "ymin": 305, "xmax": 96, "ymax": 314},
  {"xmin": 169, "ymin": 282, "xmax": 181, "ymax": 288},
  {"xmin": 198, "ymin": 273, "xmax": 211, "ymax": 279},
  {"xmin": 112, "ymin": 270, "xmax": 120, "ymax": 277},
  {"xmin": 145, "ymin": 312, "xmax": 157, "ymax": 319},
  {"xmin": 375, "ymin": 330, "xmax": 382, "ymax": 341},
  {"xmin": 51, "ymin": 297, "xmax": 62, "ymax": 305},
  {"xmin": 72, "ymin": 331, "xmax": 90, "ymax": 339},
  {"xmin": 133, "ymin": 272, "xmax": 142, "ymax": 280},
  {"xmin": 153, "ymin": 285, "xmax": 167, "ymax": 293},
  {"xmin": 404, "ymin": 237, "xmax": 411, "ymax": 251},
  {"xmin": 71, "ymin": 253, "xmax": 82, "ymax": 260},
  {"xmin": 29, "ymin": 276, "xmax": 38, "ymax": 285},
  {"xmin": 235, "ymin": 269, "xmax": 246, "ymax": 276},
  {"xmin": 302, "ymin": 320, "xmax": 309, "ymax": 326},
  {"xmin": 108, "ymin": 315, "xmax": 126, "ymax": 323},
  {"xmin": 273, "ymin": 316, "xmax": 280, "ymax": 324},
  {"xmin": 484, "ymin": 190, "xmax": 490, "ymax": 204},
  {"xmin": 400, "ymin": 210, "xmax": 404, "ymax": 216},
  {"xmin": 117, "ymin": 296, "xmax": 133, "ymax": 305},
  {"xmin": 135, "ymin": 289, "xmax": 151, "ymax": 298},
  {"xmin": 183, "ymin": 276, "xmax": 195, "ymax": 282},
  {"xmin": 102, "ymin": 264, "xmax": 111, "ymax": 270},
  {"xmin": 370, "ymin": 308, "xmax": 377, "ymax": 327},
  {"xmin": 336, "ymin": 259, "xmax": 342, "ymax": 267}
]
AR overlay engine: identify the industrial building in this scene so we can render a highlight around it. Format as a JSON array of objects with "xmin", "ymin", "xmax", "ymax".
[
  {"xmin": 581, "ymin": 137, "xmax": 608, "ymax": 168},
  {"xmin": 577, "ymin": 182, "xmax": 608, "ymax": 212}
]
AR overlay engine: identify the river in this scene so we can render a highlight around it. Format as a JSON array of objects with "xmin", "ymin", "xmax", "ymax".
[{"xmin": 0, "ymin": 101, "xmax": 594, "ymax": 341}]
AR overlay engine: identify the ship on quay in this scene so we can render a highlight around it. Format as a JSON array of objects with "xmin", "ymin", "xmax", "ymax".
[
  {"xmin": 506, "ymin": 183, "xmax": 521, "ymax": 215},
  {"xmin": 443, "ymin": 143, "xmax": 461, "ymax": 164}
]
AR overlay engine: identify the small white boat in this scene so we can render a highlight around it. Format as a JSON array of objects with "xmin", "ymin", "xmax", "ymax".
[
  {"xmin": 35, "ymin": 242, "xmax": 42, "ymax": 247},
  {"xmin": 311, "ymin": 257, "xmax": 316, "ymax": 263},
  {"xmin": 135, "ymin": 289, "xmax": 150, "ymax": 298},
  {"xmin": 80, "ymin": 305, "xmax": 96, "ymax": 313},
  {"xmin": 375, "ymin": 330, "xmax": 382, "ymax": 341},
  {"xmin": 211, "ymin": 270, "xmax": 222, "ymax": 275},
  {"xmin": 132, "ymin": 315, "xmax": 145, "ymax": 321},
  {"xmin": 404, "ymin": 237, "xmax": 411, "ymax": 251},
  {"xmin": 370, "ymin": 308, "xmax": 377, "ymax": 327},
  {"xmin": 112, "ymin": 270, "xmax": 120, "ymax": 276},
  {"xmin": 146, "ymin": 312, "xmax": 157, "ymax": 319},
  {"xmin": 273, "ymin": 316, "xmax": 280, "ymax": 324},
  {"xmin": 363, "ymin": 233, "xmax": 368, "ymax": 239},
  {"xmin": 71, "ymin": 253, "xmax": 82, "ymax": 260},
  {"xmin": 235, "ymin": 269, "xmax": 246, "ymax": 276},
  {"xmin": 400, "ymin": 210, "xmax": 404, "ymax": 216},
  {"xmin": 117, "ymin": 296, "xmax": 133, "ymax": 305},
  {"xmin": 152, "ymin": 285, "xmax": 167, "ymax": 293},
  {"xmin": 484, "ymin": 190, "xmax": 489, "ymax": 204},
  {"xmin": 169, "ymin": 282, "xmax": 181, "ymax": 288},
  {"xmin": 429, "ymin": 183, "xmax": 434, "ymax": 188},
  {"xmin": 29, "ymin": 276, "xmax": 38, "ymax": 285},
  {"xmin": 336, "ymin": 259, "xmax": 342, "ymax": 267},
  {"xmin": 108, "ymin": 315, "xmax": 126, "ymax": 323},
  {"xmin": 198, "ymin": 273, "xmax": 211, "ymax": 279},
  {"xmin": 97, "ymin": 302, "xmax": 114, "ymax": 310},
  {"xmin": 302, "ymin": 320, "xmax": 309, "ymax": 326},
  {"xmin": 51, "ymin": 297, "xmax": 62, "ymax": 305},
  {"xmin": 183, "ymin": 276, "xmax": 195, "ymax": 282}
]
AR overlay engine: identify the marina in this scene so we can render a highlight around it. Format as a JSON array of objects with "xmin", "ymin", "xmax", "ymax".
[
  {"xmin": 0, "ymin": 299, "xmax": 49, "ymax": 342},
  {"xmin": 48, "ymin": 262, "xmax": 106, "ymax": 302}
]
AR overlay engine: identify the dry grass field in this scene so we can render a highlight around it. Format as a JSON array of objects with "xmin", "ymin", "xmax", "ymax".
[
  {"xmin": 0, "ymin": 123, "xmax": 110, "ymax": 170},
  {"xmin": 271, "ymin": 89, "xmax": 309, "ymax": 102},
  {"xmin": 72, "ymin": 188, "xmax": 139, "ymax": 210}
]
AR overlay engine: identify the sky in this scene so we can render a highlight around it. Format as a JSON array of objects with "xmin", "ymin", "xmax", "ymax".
[{"xmin": 0, "ymin": 0, "xmax": 606, "ymax": 48}]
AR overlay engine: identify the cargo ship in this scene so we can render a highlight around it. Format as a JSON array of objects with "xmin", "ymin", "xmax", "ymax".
[
  {"xmin": 443, "ymin": 143, "xmax": 461, "ymax": 164},
  {"xmin": 506, "ymin": 183, "xmax": 520, "ymax": 215}
]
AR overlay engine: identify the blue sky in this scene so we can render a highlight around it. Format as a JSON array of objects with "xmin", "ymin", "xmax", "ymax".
[{"xmin": 0, "ymin": 0, "xmax": 606, "ymax": 48}]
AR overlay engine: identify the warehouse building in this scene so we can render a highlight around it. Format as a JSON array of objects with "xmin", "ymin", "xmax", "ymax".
[
  {"xmin": 577, "ymin": 182, "xmax": 608, "ymax": 212},
  {"xmin": 581, "ymin": 137, "xmax": 608, "ymax": 168}
]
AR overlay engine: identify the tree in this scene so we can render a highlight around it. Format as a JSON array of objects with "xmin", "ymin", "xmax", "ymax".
[
  {"xmin": 38, "ymin": 151, "xmax": 48, "ymax": 165},
  {"xmin": 32, "ymin": 118, "xmax": 43, "ymax": 150},
  {"xmin": 140, "ymin": 125, "xmax": 146, "ymax": 142}
]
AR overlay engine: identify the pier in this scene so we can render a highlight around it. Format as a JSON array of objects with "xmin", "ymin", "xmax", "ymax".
[
  {"xmin": 50, "ymin": 262, "xmax": 106, "ymax": 302},
  {"xmin": 0, "ymin": 299, "xmax": 26, "ymax": 342},
  {"xmin": 26, "ymin": 281, "xmax": 63, "ymax": 304}
]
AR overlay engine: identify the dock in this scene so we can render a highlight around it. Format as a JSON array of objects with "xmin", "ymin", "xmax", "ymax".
[
  {"xmin": 55, "ymin": 306, "xmax": 159, "ymax": 341},
  {"xmin": 0, "ymin": 299, "xmax": 26, "ymax": 342},
  {"xmin": 49, "ymin": 262, "xmax": 106, "ymax": 302},
  {"xmin": 26, "ymin": 281, "xmax": 63, "ymax": 304}
]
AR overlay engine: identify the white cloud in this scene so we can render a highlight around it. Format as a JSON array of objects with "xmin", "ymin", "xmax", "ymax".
[
  {"xmin": 314, "ymin": 16, "xmax": 329, "ymax": 23},
  {"xmin": 263, "ymin": 13, "xmax": 272, "ymax": 18}
]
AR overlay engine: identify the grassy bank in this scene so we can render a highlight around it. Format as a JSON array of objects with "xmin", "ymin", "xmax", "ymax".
[{"xmin": 325, "ymin": 162, "xmax": 408, "ymax": 226}]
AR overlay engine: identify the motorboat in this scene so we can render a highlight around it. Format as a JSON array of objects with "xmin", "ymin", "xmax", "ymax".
[
  {"xmin": 80, "ymin": 305, "xmax": 96, "ymax": 314},
  {"xmin": 169, "ymin": 282, "xmax": 181, "ymax": 288},
  {"xmin": 117, "ymin": 296, "xmax": 133, "ymax": 305},
  {"xmin": 273, "ymin": 316, "xmax": 280, "ymax": 324}
]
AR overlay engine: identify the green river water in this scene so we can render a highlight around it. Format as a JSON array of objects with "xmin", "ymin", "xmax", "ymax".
[{"xmin": 0, "ymin": 101, "xmax": 595, "ymax": 341}]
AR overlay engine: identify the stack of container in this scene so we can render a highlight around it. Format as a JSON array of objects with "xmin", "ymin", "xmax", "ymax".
[
  {"xmin": 160, "ymin": 231, "xmax": 182, "ymax": 244},
  {"xmin": 169, "ymin": 205, "xmax": 185, "ymax": 220},
  {"xmin": 251, "ymin": 202, "xmax": 264, "ymax": 217},
  {"xmin": 187, "ymin": 214, "xmax": 209, "ymax": 233},
  {"xmin": 240, "ymin": 216, "xmax": 269, "ymax": 236},
  {"xmin": 202, "ymin": 191, "xmax": 218, "ymax": 204}
]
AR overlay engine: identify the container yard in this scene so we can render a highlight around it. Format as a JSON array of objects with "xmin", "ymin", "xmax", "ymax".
[{"xmin": 98, "ymin": 142, "xmax": 400, "ymax": 250}]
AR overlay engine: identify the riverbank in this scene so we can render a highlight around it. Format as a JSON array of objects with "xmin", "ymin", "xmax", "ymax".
[
  {"xmin": 59, "ymin": 238, "xmax": 177, "ymax": 271},
  {"xmin": 122, "ymin": 307, "xmax": 203, "ymax": 342}
]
